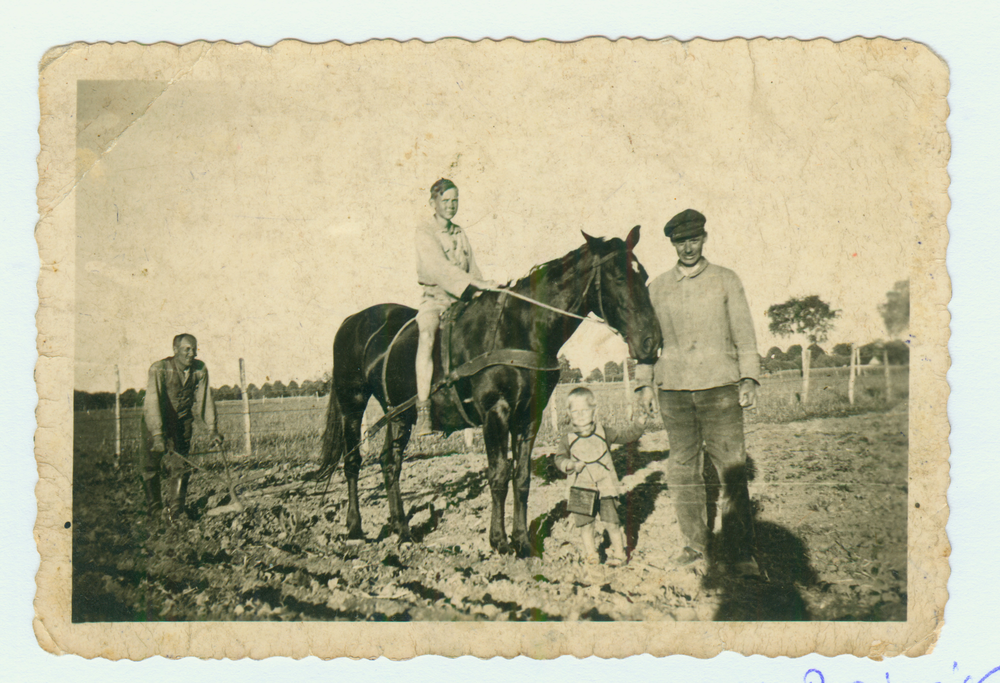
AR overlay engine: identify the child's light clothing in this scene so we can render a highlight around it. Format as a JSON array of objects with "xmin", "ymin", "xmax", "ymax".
[{"xmin": 555, "ymin": 420, "xmax": 645, "ymax": 527}]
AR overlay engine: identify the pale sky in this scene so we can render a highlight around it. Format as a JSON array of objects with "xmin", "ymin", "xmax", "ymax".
[{"xmin": 73, "ymin": 40, "xmax": 939, "ymax": 392}]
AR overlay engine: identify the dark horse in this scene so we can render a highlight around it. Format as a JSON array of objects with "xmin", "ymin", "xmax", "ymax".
[{"xmin": 311, "ymin": 226, "xmax": 662, "ymax": 557}]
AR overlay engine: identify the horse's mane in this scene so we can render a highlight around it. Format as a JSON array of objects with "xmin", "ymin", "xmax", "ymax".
[{"xmin": 507, "ymin": 239, "xmax": 604, "ymax": 294}]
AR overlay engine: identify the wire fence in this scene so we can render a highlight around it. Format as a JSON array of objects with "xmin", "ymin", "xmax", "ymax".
[{"xmin": 74, "ymin": 354, "xmax": 909, "ymax": 476}]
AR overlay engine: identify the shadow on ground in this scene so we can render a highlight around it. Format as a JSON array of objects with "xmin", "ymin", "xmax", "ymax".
[{"xmin": 706, "ymin": 515, "xmax": 817, "ymax": 621}]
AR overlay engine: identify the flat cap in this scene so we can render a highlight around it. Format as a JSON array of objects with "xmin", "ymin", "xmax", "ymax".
[{"xmin": 664, "ymin": 209, "xmax": 706, "ymax": 242}]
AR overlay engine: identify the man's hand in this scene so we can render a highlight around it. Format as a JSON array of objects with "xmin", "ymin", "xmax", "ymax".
[
  {"xmin": 636, "ymin": 386, "xmax": 657, "ymax": 418},
  {"xmin": 739, "ymin": 379, "xmax": 758, "ymax": 409},
  {"xmin": 572, "ymin": 460, "xmax": 586, "ymax": 474},
  {"xmin": 208, "ymin": 431, "xmax": 225, "ymax": 450},
  {"xmin": 150, "ymin": 435, "xmax": 166, "ymax": 454}
]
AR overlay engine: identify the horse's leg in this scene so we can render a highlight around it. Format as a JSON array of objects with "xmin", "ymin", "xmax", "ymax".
[
  {"xmin": 509, "ymin": 419, "xmax": 541, "ymax": 558},
  {"xmin": 380, "ymin": 419, "xmax": 413, "ymax": 542},
  {"xmin": 342, "ymin": 401, "xmax": 366, "ymax": 540},
  {"xmin": 484, "ymin": 399, "xmax": 513, "ymax": 554}
]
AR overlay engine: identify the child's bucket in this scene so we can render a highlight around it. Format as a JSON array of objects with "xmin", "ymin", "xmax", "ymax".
[{"xmin": 568, "ymin": 486, "xmax": 600, "ymax": 517}]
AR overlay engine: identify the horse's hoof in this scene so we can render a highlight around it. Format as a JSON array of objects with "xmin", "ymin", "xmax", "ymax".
[
  {"xmin": 511, "ymin": 540, "xmax": 533, "ymax": 559},
  {"xmin": 346, "ymin": 526, "xmax": 365, "ymax": 540},
  {"xmin": 396, "ymin": 528, "xmax": 413, "ymax": 545},
  {"xmin": 491, "ymin": 537, "xmax": 512, "ymax": 555}
]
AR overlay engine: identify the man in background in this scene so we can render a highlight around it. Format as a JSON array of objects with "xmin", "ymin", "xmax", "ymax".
[{"xmin": 140, "ymin": 333, "xmax": 224, "ymax": 520}]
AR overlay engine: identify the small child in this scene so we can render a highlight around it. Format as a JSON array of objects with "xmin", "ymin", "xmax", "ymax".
[{"xmin": 555, "ymin": 386, "xmax": 647, "ymax": 567}]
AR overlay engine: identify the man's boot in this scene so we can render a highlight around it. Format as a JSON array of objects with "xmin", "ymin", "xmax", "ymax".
[
  {"xmin": 413, "ymin": 400, "xmax": 434, "ymax": 437},
  {"xmin": 142, "ymin": 473, "xmax": 163, "ymax": 516},
  {"xmin": 163, "ymin": 475, "xmax": 188, "ymax": 521}
]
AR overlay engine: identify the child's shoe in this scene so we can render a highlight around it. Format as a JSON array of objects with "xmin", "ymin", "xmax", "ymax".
[{"xmin": 605, "ymin": 548, "xmax": 627, "ymax": 568}]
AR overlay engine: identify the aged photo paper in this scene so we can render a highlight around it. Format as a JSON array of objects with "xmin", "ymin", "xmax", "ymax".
[{"xmin": 35, "ymin": 38, "xmax": 950, "ymax": 659}]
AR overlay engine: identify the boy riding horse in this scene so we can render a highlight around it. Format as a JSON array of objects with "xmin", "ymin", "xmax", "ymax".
[{"xmin": 414, "ymin": 178, "xmax": 497, "ymax": 436}]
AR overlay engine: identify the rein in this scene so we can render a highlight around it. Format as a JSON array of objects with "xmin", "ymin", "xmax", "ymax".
[{"xmin": 485, "ymin": 251, "xmax": 619, "ymax": 333}]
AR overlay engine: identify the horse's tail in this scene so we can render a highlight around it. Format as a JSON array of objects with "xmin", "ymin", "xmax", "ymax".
[{"xmin": 308, "ymin": 378, "xmax": 346, "ymax": 482}]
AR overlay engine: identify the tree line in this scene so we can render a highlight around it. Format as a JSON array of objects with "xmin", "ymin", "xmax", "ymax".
[
  {"xmin": 761, "ymin": 340, "xmax": 909, "ymax": 373},
  {"xmin": 73, "ymin": 374, "xmax": 332, "ymax": 412}
]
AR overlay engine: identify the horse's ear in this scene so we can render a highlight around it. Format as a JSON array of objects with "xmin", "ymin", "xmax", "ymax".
[
  {"xmin": 581, "ymin": 231, "xmax": 599, "ymax": 249},
  {"xmin": 626, "ymin": 225, "xmax": 641, "ymax": 250}
]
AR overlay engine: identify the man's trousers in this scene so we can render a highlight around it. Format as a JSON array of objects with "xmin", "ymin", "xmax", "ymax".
[{"xmin": 656, "ymin": 384, "xmax": 756, "ymax": 562}]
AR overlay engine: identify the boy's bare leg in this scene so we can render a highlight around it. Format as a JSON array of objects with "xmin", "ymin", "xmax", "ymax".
[
  {"xmin": 607, "ymin": 523, "xmax": 627, "ymax": 565},
  {"xmin": 414, "ymin": 314, "xmax": 437, "ymax": 436},
  {"xmin": 580, "ymin": 524, "xmax": 598, "ymax": 563}
]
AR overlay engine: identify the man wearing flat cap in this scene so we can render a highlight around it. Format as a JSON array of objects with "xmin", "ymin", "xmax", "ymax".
[
  {"xmin": 635, "ymin": 209, "xmax": 761, "ymax": 577},
  {"xmin": 140, "ymin": 333, "xmax": 224, "ymax": 521}
]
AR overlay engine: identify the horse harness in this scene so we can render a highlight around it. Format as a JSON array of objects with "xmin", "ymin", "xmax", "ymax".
[{"xmin": 368, "ymin": 249, "xmax": 622, "ymax": 434}]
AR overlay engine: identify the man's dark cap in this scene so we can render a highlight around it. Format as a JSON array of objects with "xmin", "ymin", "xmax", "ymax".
[{"xmin": 664, "ymin": 209, "xmax": 707, "ymax": 242}]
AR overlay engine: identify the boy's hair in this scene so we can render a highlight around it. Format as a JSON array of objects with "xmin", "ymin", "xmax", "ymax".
[
  {"xmin": 172, "ymin": 333, "xmax": 197, "ymax": 350},
  {"xmin": 566, "ymin": 386, "xmax": 596, "ymax": 409},
  {"xmin": 430, "ymin": 178, "xmax": 457, "ymax": 199}
]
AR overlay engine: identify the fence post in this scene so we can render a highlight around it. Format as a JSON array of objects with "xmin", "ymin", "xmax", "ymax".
[
  {"xmin": 802, "ymin": 344, "xmax": 812, "ymax": 403},
  {"xmin": 463, "ymin": 428, "xmax": 475, "ymax": 449},
  {"xmin": 848, "ymin": 342, "xmax": 856, "ymax": 406},
  {"xmin": 239, "ymin": 358, "xmax": 252, "ymax": 458},
  {"xmin": 114, "ymin": 364, "xmax": 121, "ymax": 468},
  {"xmin": 549, "ymin": 395, "xmax": 559, "ymax": 433},
  {"xmin": 884, "ymin": 346, "xmax": 892, "ymax": 403}
]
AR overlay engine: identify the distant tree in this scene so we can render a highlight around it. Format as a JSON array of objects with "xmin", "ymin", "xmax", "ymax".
[
  {"xmin": 586, "ymin": 368, "xmax": 604, "ymax": 383},
  {"xmin": 74, "ymin": 390, "xmax": 115, "ymax": 411},
  {"xmin": 807, "ymin": 343, "xmax": 826, "ymax": 360},
  {"xmin": 766, "ymin": 346, "xmax": 785, "ymax": 360},
  {"xmin": 859, "ymin": 342, "xmax": 882, "ymax": 365},
  {"xmin": 878, "ymin": 280, "xmax": 910, "ymax": 400},
  {"xmin": 885, "ymin": 339, "xmax": 910, "ymax": 366},
  {"xmin": 766, "ymin": 295, "xmax": 840, "ymax": 402},
  {"xmin": 878, "ymin": 280, "xmax": 910, "ymax": 339},
  {"xmin": 247, "ymin": 383, "xmax": 262, "ymax": 399},
  {"xmin": 315, "ymin": 373, "xmax": 332, "ymax": 397},
  {"xmin": 604, "ymin": 360, "xmax": 623, "ymax": 383},
  {"xmin": 786, "ymin": 344, "xmax": 803, "ymax": 361},
  {"xmin": 214, "ymin": 385, "xmax": 239, "ymax": 401},
  {"xmin": 120, "ymin": 387, "xmax": 140, "ymax": 408},
  {"xmin": 558, "ymin": 355, "xmax": 570, "ymax": 381},
  {"xmin": 832, "ymin": 343, "xmax": 852, "ymax": 357},
  {"xmin": 814, "ymin": 353, "xmax": 849, "ymax": 368},
  {"xmin": 558, "ymin": 355, "xmax": 583, "ymax": 384},
  {"xmin": 287, "ymin": 380, "xmax": 300, "ymax": 396}
]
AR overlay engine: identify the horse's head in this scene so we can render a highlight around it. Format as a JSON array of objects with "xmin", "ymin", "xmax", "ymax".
[{"xmin": 582, "ymin": 226, "xmax": 663, "ymax": 363}]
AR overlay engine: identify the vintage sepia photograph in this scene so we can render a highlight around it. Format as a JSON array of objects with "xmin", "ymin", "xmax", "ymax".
[{"xmin": 36, "ymin": 37, "xmax": 950, "ymax": 658}]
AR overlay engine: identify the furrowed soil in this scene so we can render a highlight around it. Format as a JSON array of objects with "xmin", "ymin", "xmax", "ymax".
[{"xmin": 71, "ymin": 393, "xmax": 908, "ymax": 623}]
